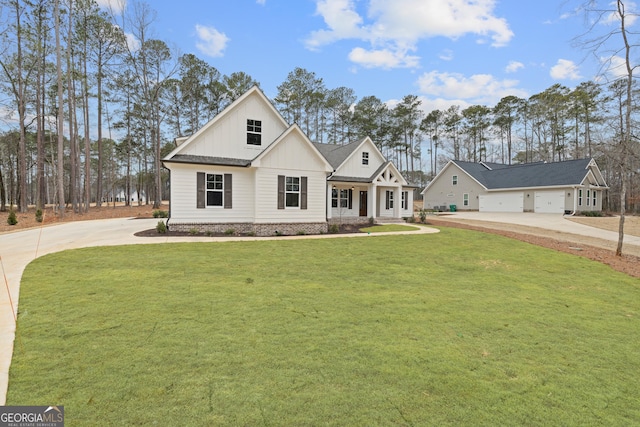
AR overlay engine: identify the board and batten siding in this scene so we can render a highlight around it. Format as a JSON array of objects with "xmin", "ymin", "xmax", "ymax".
[
  {"xmin": 184, "ymin": 92, "xmax": 287, "ymax": 160},
  {"xmin": 336, "ymin": 141, "xmax": 386, "ymax": 178},
  {"xmin": 168, "ymin": 163, "xmax": 255, "ymax": 223}
]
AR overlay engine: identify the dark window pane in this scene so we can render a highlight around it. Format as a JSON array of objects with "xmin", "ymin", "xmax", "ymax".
[
  {"xmin": 207, "ymin": 191, "xmax": 223, "ymax": 206},
  {"xmin": 286, "ymin": 193, "xmax": 299, "ymax": 207},
  {"xmin": 247, "ymin": 133, "xmax": 261, "ymax": 145}
]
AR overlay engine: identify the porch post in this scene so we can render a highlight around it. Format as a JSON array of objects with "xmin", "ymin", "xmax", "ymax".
[
  {"xmin": 371, "ymin": 184, "xmax": 377, "ymax": 220},
  {"xmin": 327, "ymin": 184, "xmax": 333, "ymax": 220}
]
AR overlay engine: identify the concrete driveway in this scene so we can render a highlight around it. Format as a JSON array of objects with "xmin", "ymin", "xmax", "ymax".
[
  {"xmin": 437, "ymin": 211, "xmax": 640, "ymax": 248},
  {"xmin": 0, "ymin": 217, "xmax": 438, "ymax": 405}
]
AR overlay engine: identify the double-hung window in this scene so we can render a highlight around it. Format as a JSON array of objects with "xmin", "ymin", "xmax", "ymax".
[
  {"xmin": 247, "ymin": 119, "xmax": 262, "ymax": 145},
  {"xmin": 206, "ymin": 174, "xmax": 224, "ymax": 206},
  {"xmin": 592, "ymin": 190, "xmax": 597, "ymax": 207},
  {"xmin": 362, "ymin": 152, "xmax": 369, "ymax": 165},
  {"xmin": 452, "ymin": 175, "xmax": 458, "ymax": 185},
  {"xmin": 197, "ymin": 172, "xmax": 232, "ymax": 209},
  {"xmin": 578, "ymin": 189, "xmax": 583, "ymax": 206},
  {"xmin": 463, "ymin": 193, "xmax": 469, "ymax": 206},
  {"xmin": 586, "ymin": 189, "xmax": 591, "ymax": 206},
  {"xmin": 285, "ymin": 177, "xmax": 300, "ymax": 207}
]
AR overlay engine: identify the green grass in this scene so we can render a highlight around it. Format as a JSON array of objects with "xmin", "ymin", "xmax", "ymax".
[
  {"xmin": 8, "ymin": 227, "xmax": 640, "ymax": 426},
  {"xmin": 360, "ymin": 224, "xmax": 420, "ymax": 233}
]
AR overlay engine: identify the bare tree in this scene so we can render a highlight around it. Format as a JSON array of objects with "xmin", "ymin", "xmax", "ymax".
[{"xmin": 574, "ymin": 0, "xmax": 638, "ymax": 255}]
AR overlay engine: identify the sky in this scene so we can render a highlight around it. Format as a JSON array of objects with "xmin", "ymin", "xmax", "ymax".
[{"xmin": 97, "ymin": 0, "xmax": 636, "ymax": 112}]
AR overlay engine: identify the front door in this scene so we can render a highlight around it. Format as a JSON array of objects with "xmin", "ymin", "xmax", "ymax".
[{"xmin": 359, "ymin": 191, "xmax": 367, "ymax": 216}]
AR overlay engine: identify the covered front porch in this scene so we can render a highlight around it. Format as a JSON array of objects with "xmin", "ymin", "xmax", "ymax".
[{"xmin": 326, "ymin": 165, "xmax": 413, "ymax": 223}]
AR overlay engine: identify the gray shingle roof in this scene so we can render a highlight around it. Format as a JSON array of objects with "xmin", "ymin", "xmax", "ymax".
[
  {"xmin": 163, "ymin": 155, "xmax": 251, "ymax": 167},
  {"xmin": 455, "ymin": 158, "xmax": 595, "ymax": 189},
  {"xmin": 312, "ymin": 139, "xmax": 364, "ymax": 169}
]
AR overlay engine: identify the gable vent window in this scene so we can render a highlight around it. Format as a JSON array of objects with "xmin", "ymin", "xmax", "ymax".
[
  {"xmin": 362, "ymin": 152, "xmax": 369, "ymax": 165},
  {"xmin": 247, "ymin": 119, "xmax": 262, "ymax": 145}
]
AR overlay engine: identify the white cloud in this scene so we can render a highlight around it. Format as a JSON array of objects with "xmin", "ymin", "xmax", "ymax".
[
  {"xmin": 95, "ymin": 0, "xmax": 126, "ymax": 14},
  {"xmin": 417, "ymin": 70, "xmax": 528, "ymax": 104},
  {"xmin": 505, "ymin": 60, "xmax": 524, "ymax": 73},
  {"xmin": 439, "ymin": 49, "xmax": 454, "ymax": 61},
  {"xmin": 256, "ymin": 0, "xmax": 266, "ymax": 4},
  {"xmin": 602, "ymin": 55, "xmax": 629, "ymax": 79},
  {"xmin": 305, "ymin": 0, "xmax": 513, "ymax": 69},
  {"xmin": 550, "ymin": 59, "xmax": 581, "ymax": 80},
  {"xmin": 601, "ymin": 1, "xmax": 638, "ymax": 26},
  {"xmin": 125, "ymin": 32, "xmax": 140, "ymax": 52},
  {"xmin": 348, "ymin": 47, "xmax": 419, "ymax": 69},
  {"xmin": 195, "ymin": 25, "xmax": 230, "ymax": 58}
]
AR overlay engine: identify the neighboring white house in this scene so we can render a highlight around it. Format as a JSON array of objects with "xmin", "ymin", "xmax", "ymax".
[
  {"xmin": 162, "ymin": 86, "xmax": 414, "ymax": 235},
  {"xmin": 422, "ymin": 159, "xmax": 608, "ymax": 214}
]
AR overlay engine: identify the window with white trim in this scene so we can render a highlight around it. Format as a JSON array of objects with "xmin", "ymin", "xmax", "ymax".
[
  {"xmin": 385, "ymin": 190, "xmax": 394, "ymax": 209},
  {"xmin": 206, "ymin": 174, "xmax": 224, "ymax": 206},
  {"xmin": 332, "ymin": 188, "xmax": 338, "ymax": 208},
  {"xmin": 401, "ymin": 191, "xmax": 408, "ymax": 209},
  {"xmin": 362, "ymin": 152, "xmax": 369, "ymax": 165},
  {"xmin": 578, "ymin": 189, "xmax": 583, "ymax": 206},
  {"xmin": 463, "ymin": 193, "xmax": 469, "ymax": 206},
  {"xmin": 592, "ymin": 190, "xmax": 597, "ymax": 207},
  {"xmin": 452, "ymin": 175, "xmax": 458, "ymax": 185},
  {"xmin": 247, "ymin": 119, "xmax": 262, "ymax": 145},
  {"xmin": 586, "ymin": 189, "xmax": 591, "ymax": 206},
  {"xmin": 340, "ymin": 189, "xmax": 349, "ymax": 208},
  {"xmin": 286, "ymin": 176, "xmax": 300, "ymax": 207}
]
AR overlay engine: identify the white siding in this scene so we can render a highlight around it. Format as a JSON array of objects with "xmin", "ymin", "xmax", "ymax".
[
  {"xmin": 167, "ymin": 163, "xmax": 255, "ymax": 223},
  {"xmin": 254, "ymin": 168, "xmax": 327, "ymax": 223},
  {"xmin": 181, "ymin": 92, "xmax": 287, "ymax": 160},
  {"xmin": 336, "ymin": 140, "xmax": 385, "ymax": 178},
  {"xmin": 257, "ymin": 131, "xmax": 329, "ymax": 171}
]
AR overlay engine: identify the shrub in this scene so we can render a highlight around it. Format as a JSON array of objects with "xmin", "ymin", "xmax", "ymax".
[
  {"xmin": 156, "ymin": 221, "xmax": 167, "ymax": 234},
  {"xmin": 7, "ymin": 210, "xmax": 18, "ymax": 226},
  {"xmin": 247, "ymin": 231, "xmax": 256, "ymax": 237},
  {"xmin": 189, "ymin": 228, "xmax": 199, "ymax": 235},
  {"xmin": 224, "ymin": 228, "xmax": 235, "ymax": 235},
  {"xmin": 419, "ymin": 209, "xmax": 427, "ymax": 223},
  {"xmin": 296, "ymin": 230, "xmax": 306, "ymax": 235},
  {"xmin": 35, "ymin": 209, "xmax": 43, "ymax": 223},
  {"xmin": 329, "ymin": 224, "xmax": 340, "ymax": 234},
  {"xmin": 583, "ymin": 211, "xmax": 603, "ymax": 217},
  {"xmin": 153, "ymin": 210, "xmax": 168, "ymax": 218}
]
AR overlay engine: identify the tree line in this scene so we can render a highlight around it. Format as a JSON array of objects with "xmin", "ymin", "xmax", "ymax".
[{"xmin": 1, "ymin": 0, "xmax": 638, "ymax": 219}]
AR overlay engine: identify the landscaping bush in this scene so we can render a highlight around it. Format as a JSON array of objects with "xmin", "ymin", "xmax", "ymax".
[
  {"xmin": 35, "ymin": 209, "xmax": 43, "ymax": 223},
  {"xmin": 189, "ymin": 228, "xmax": 199, "ymax": 235},
  {"xmin": 224, "ymin": 228, "xmax": 235, "ymax": 235},
  {"xmin": 155, "ymin": 220, "xmax": 167, "ymax": 234},
  {"xmin": 153, "ymin": 210, "xmax": 168, "ymax": 218},
  {"xmin": 583, "ymin": 211, "xmax": 603, "ymax": 217},
  {"xmin": 7, "ymin": 210, "xmax": 17, "ymax": 226},
  {"xmin": 329, "ymin": 224, "xmax": 340, "ymax": 234},
  {"xmin": 419, "ymin": 209, "xmax": 427, "ymax": 223}
]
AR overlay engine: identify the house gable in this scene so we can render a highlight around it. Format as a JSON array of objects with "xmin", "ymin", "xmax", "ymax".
[
  {"xmin": 252, "ymin": 125, "xmax": 333, "ymax": 173},
  {"xmin": 334, "ymin": 137, "xmax": 386, "ymax": 178},
  {"xmin": 163, "ymin": 86, "xmax": 288, "ymax": 163}
]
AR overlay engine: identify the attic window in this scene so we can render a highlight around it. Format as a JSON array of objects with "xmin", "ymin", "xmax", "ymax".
[
  {"xmin": 452, "ymin": 175, "xmax": 458, "ymax": 185},
  {"xmin": 362, "ymin": 152, "xmax": 369, "ymax": 165},
  {"xmin": 247, "ymin": 119, "xmax": 262, "ymax": 145}
]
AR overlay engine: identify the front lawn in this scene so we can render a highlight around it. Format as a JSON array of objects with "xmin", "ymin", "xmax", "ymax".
[{"xmin": 8, "ymin": 228, "xmax": 640, "ymax": 425}]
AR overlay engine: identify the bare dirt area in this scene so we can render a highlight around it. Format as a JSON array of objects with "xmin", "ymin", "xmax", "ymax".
[
  {"xmin": 425, "ymin": 214, "xmax": 640, "ymax": 278},
  {"xmin": 0, "ymin": 203, "xmax": 160, "ymax": 234},
  {"xmin": 3, "ymin": 203, "xmax": 640, "ymax": 278}
]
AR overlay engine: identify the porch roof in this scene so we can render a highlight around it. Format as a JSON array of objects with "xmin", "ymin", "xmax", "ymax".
[{"xmin": 163, "ymin": 154, "xmax": 252, "ymax": 167}]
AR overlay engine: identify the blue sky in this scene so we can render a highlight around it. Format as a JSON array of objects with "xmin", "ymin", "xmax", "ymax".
[{"xmin": 100, "ymin": 0, "xmax": 629, "ymax": 111}]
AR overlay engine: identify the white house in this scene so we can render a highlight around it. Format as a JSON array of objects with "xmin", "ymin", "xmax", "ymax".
[
  {"xmin": 422, "ymin": 159, "xmax": 608, "ymax": 214},
  {"xmin": 162, "ymin": 86, "xmax": 414, "ymax": 235}
]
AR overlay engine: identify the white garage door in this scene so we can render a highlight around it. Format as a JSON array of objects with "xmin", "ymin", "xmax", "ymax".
[
  {"xmin": 535, "ymin": 191, "xmax": 565, "ymax": 213},
  {"xmin": 479, "ymin": 193, "xmax": 523, "ymax": 212}
]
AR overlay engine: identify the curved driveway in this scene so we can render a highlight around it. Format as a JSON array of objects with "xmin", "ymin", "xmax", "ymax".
[{"xmin": 0, "ymin": 217, "xmax": 438, "ymax": 405}]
